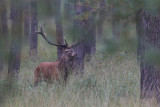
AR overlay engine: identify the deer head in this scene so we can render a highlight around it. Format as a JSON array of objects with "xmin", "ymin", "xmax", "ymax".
[{"xmin": 35, "ymin": 26, "xmax": 78, "ymax": 60}]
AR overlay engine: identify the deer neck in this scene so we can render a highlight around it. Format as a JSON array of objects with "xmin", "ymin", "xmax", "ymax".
[{"xmin": 58, "ymin": 54, "xmax": 68, "ymax": 71}]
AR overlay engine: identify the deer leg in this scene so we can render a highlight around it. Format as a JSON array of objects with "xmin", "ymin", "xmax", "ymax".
[
  {"xmin": 34, "ymin": 71, "xmax": 42, "ymax": 86},
  {"xmin": 34, "ymin": 77, "xmax": 39, "ymax": 86}
]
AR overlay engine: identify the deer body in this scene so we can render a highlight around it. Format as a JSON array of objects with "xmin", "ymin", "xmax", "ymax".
[
  {"xmin": 34, "ymin": 26, "xmax": 78, "ymax": 86},
  {"xmin": 34, "ymin": 48, "xmax": 76, "ymax": 86},
  {"xmin": 34, "ymin": 61, "xmax": 59, "ymax": 86}
]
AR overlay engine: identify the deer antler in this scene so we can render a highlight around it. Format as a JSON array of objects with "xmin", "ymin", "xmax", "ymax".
[
  {"xmin": 70, "ymin": 40, "xmax": 84, "ymax": 47},
  {"xmin": 64, "ymin": 39, "xmax": 68, "ymax": 46},
  {"xmin": 35, "ymin": 26, "xmax": 68, "ymax": 48}
]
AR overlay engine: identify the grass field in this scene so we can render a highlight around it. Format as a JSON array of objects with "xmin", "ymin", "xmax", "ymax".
[{"xmin": 1, "ymin": 41, "xmax": 160, "ymax": 107}]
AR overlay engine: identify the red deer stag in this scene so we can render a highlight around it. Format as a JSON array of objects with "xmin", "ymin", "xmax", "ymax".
[{"xmin": 34, "ymin": 26, "xmax": 77, "ymax": 86}]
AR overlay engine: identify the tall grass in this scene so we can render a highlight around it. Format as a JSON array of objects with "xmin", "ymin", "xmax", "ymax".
[
  {"xmin": 1, "ymin": 47, "xmax": 136, "ymax": 106},
  {"xmin": 1, "ymin": 46, "xmax": 160, "ymax": 106}
]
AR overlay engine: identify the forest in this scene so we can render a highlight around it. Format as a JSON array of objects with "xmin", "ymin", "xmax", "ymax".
[{"xmin": 1, "ymin": 0, "xmax": 160, "ymax": 106}]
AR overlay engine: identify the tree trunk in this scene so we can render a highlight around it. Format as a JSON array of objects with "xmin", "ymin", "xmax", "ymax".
[
  {"xmin": 136, "ymin": 9, "xmax": 143, "ymax": 62},
  {"xmin": 0, "ymin": 60, "xmax": 2, "ymax": 71},
  {"xmin": 23, "ymin": 0, "xmax": 31, "ymax": 45},
  {"xmin": 30, "ymin": 0, "xmax": 38, "ymax": 57},
  {"xmin": 8, "ymin": 0, "xmax": 23, "ymax": 78},
  {"xmin": 97, "ymin": 0, "xmax": 106, "ymax": 38},
  {"xmin": 71, "ymin": 2, "xmax": 87, "ymax": 74},
  {"xmin": 137, "ymin": 9, "xmax": 160, "ymax": 102},
  {"xmin": 0, "ymin": 30, "xmax": 3, "ymax": 71},
  {"xmin": 0, "ymin": 0, "xmax": 8, "ymax": 71},
  {"xmin": 72, "ymin": 1, "xmax": 96, "ymax": 73},
  {"xmin": 85, "ymin": 16, "xmax": 96, "ymax": 60},
  {"xmin": 54, "ymin": 0, "xmax": 64, "ymax": 59},
  {"xmin": 112, "ymin": 5, "xmax": 120, "ymax": 38},
  {"xmin": 112, "ymin": 17, "xmax": 120, "ymax": 38},
  {"xmin": 74, "ymin": 2, "xmax": 96, "ymax": 61}
]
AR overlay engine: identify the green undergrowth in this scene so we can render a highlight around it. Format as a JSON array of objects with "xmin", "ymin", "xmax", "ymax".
[{"xmin": 0, "ymin": 46, "xmax": 144, "ymax": 107}]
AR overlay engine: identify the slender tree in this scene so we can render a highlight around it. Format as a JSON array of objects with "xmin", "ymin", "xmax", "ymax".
[
  {"xmin": 30, "ymin": 0, "xmax": 38, "ymax": 57},
  {"xmin": 137, "ymin": 9, "xmax": 160, "ymax": 102},
  {"xmin": 97, "ymin": 0, "xmax": 106, "ymax": 38},
  {"xmin": 112, "ymin": 16, "xmax": 120, "ymax": 38},
  {"xmin": 23, "ymin": 0, "xmax": 31, "ymax": 45},
  {"xmin": 0, "ymin": 28, "xmax": 3, "ymax": 71},
  {"xmin": 8, "ymin": 0, "xmax": 23, "ymax": 78},
  {"xmin": 0, "ymin": 0, "xmax": 8, "ymax": 35},
  {"xmin": 111, "ymin": 1, "xmax": 122, "ymax": 39},
  {"xmin": 0, "ymin": 0, "xmax": 8, "ymax": 71}
]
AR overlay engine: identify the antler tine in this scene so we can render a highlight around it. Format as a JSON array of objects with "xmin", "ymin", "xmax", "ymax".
[
  {"xmin": 70, "ymin": 40, "xmax": 83, "ymax": 47},
  {"xmin": 35, "ymin": 26, "xmax": 67, "ymax": 48},
  {"xmin": 64, "ymin": 39, "xmax": 68, "ymax": 46}
]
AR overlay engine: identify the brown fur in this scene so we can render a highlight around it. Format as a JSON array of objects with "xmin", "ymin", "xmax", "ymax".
[
  {"xmin": 34, "ymin": 48, "xmax": 76, "ymax": 86},
  {"xmin": 34, "ymin": 61, "xmax": 60, "ymax": 86}
]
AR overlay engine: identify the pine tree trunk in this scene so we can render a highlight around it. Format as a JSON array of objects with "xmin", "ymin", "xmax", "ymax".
[
  {"xmin": 54, "ymin": 0, "xmax": 64, "ymax": 59},
  {"xmin": 136, "ymin": 9, "xmax": 143, "ymax": 62},
  {"xmin": 72, "ymin": 2, "xmax": 87, "ymax": 74},
  {"xmin": 0, "ymin": 0, "xmax": 8, "ymax": 71},
  {"xmin": 112, "ymin": 17, "xmax": 120, "ymax": 38},
  {"xmin": 8, "ymin": 0, "xmax": 23, "ymax": 78},
  {"xmin": 97, "ymin": 0, "xmax": 106, "ymax": 38},
  {"xmin": 30, "ymin": 0, "xmax": 38, "ymax": 57},
  {"xmin": 74, "ymin": 2, "xmax": 96, "ymax": 61},
  {"xmin": 0, "ymin": 60, "xmax": 2, "ymax": 71},
  {"xmin": 24, "ymin": 0, "xmax": 31, "ymax": 45},
  {"xmin": 85, "ymin": 16, "xmax": 96, "ymax": 60},
  {"xmin": 0, "ymin": 31, "xmax": 3, "ymax": 71},
  {"xmin": 137, "ymin": 9, "xmax": 160, "ymax": 102},
  {"xmin": 72, "ymin": 1, "xmax": 97, "ymax": 73}
]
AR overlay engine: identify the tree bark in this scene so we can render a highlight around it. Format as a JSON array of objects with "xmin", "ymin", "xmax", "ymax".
[
  {"xmin": 97, "ymin": 0, "xmax": 106, "ymax": 38},
  {"xmin": 112, "ymin": 5, "xmax": 120, "ymax": 38},
  {"xmin": 0, "ymin": 29, "xmax": 3, "ymax": 71},
  {"xmin": 72, "ymin": 1, "xmax": 97, "ymax": 73},
  {"xmin": 54, "ymin": 0, "xmax": 64, "ymax": 59},
  {"xmin": 8, "ymin": 0, "xmax": 23, "ymax": 78},
  {"xmin": 112, "ymin": 17, "xmax": 120, "ymax": 38},
  {"xmin": 0, "ymin": 0, "xmax": 8, "ymax": 71},
  {"xmin": 30, "ymin": 0, "xmax": 38, "ymax": 57},
  {"xmin": 85, "ymin": 16, "xmax": 96, "ymax": 60},
  {"xmin": 74, "ymin": 2, "xmax": 96, "ymax": 61},
  {"xmin": 23, "ymin": 0, "xmax": 31, "ymax": 45},
  {"xmin": 137, "ymin": 9, "xmax": 160, "ymax": 102}
]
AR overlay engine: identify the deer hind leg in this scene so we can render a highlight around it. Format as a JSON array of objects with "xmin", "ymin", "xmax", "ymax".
[{"xmin": 34, "ymin": 78, "xmax": 39, "ymax": 86}]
